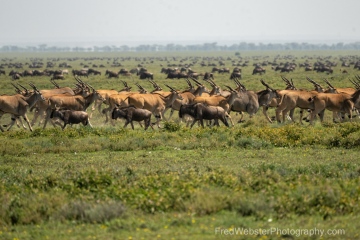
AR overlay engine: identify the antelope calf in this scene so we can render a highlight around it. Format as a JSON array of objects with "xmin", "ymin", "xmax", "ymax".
[
  {"xmin": 50, "ymin": 109, "xmax": 92, "ymax": 130},
  {"xmin": 111, "ymin": 106, "xmax": 154, "ymax": 130},
  {"xmin": 179, "ymin": 103, "xmax": 229, "ymax": 128}
]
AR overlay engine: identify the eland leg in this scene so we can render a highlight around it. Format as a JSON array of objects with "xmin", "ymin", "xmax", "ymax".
[{"xmin": 262, "ymin": 106, "xmax": 272, "ymax": 123}]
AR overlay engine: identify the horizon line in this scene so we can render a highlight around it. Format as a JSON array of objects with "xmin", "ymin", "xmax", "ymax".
[{"xmin": 1, "ymin": 39, "xmax": 359, "ymax": 47}]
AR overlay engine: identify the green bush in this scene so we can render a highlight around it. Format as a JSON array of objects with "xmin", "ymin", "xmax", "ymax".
[
  {"xmin": 163, "ymin": 121, "xmax": 181, "ymax": 132},
  {"xmin": 57, "ymin": 200, "xmax": 126, "ymax": 223}
]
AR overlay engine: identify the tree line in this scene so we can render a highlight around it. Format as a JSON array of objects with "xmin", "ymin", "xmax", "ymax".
[{"xmin": 1, "ymin": 41, "xmax": 360, "ymax": 52}]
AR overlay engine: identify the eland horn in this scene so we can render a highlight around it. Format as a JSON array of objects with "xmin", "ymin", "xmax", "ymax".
[
  {"xmin": 323, "ymin": 78, "xmax": 335, "ymax": 89},
  {"xmin": 165, "ymin": 84, "xmax": 176, "ymax": 92},
  {"xmin": 190, "ymin": 77, "xmax": 203, "ymax": 86},
  {"xmin": 11, "ymin": 83, "xmax": 22, "ymax": 93},
  {"xmin": 260, "ymin": 79, "xmax": 274, "ymax": 91},
  {"xmin": 225, "ymin": 85, "xmax": 235, "ymax": 92},
  {"xmin": 29, "ymin": 82, "xmax": 39, "ymax": 91}
]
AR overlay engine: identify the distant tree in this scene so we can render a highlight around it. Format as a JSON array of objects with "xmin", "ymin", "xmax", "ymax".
[
  {"xmin": 48, "ymin": 46, "xmax": 58, "ymax": 52},
  {"xmin": 10, "ymin": 46, "xmax": 20, "ymax": 52},
  {"xmin": 38, "ymin": 44, "xmax": 47, "ymax": 51},
  {"xmin": 120, "ymin": 45, "xmax": 130, "ymax": 51},
  {"xmin": 3, "ymin": 41, "xmax": 360, "ymax": 52},
  {"xmin": 166, "ymin": 44, "xmax": 175, "ymax": 51},
  {"xmin": 248, "ymin": 43, "xmax": 256, "ymax": 50}
]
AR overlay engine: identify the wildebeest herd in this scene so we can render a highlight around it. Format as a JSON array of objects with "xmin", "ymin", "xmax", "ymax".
[{"xmin": 1, "ymin": 54, "xmax": 360, "ymax": 131}]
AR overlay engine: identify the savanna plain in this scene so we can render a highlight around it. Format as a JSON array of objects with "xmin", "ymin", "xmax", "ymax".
[{"xmin": 0, "ymin": 50, "xmax": 360, "ymax": 239}]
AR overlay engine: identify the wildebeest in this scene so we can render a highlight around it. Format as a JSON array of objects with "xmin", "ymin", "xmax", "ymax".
[
  {"xmin": 252, "ymin": 67, "xmax": 266, "ymax": 75},
  {"xmin": 232, "ymin": 67, "xmax": 241, "ymax": 73},
  {"xmin": 22, "ymin": 70, "xmax": 33, "ymax": 77},
  {"xmin": 211, "ymin": 67, "xmax": 220, "ymax": 73},
  {"xmin": 193, "ymin": 87, "xmax": 239, "ymax": 126},
  {"xmin": 165, "ymin": 71, "xmax": 180, "ymax": 79},
  {"xmin": 160, "ymin": 67, "xmax": 172, "ymax": 74},
  {"xmin": 88, "ymin": 68, "xmax": 101, "ymax": 76},
  {"xmin": 230, "ymin": 72, "xmax": 242, "ymax": 80},
  {"xmin": 139, "ymin": 72, "xmax": 154, "ymax": 80},
  {"xmin": 130, "ymin": 68, "xmax": 140, "ymax": 74},
  {"xmin": 218, "ymin": 68, "xmax": 230, "ymax": 74},
  {"xmin": 203, "ymin": 72, "xmax": 214, "ymax": 80},
  {"xmin": 50, "ymin": 109, "xmax": 92, "ymax": 129},
  {"xmin": 111, "ymin": 105, "xmax": 154, "ymax": 130},
  {"xmin": 12, "ymin": 73, "xmax": 21, "ymax": 80},
  {"xmin": 32, "ymin": 69, "xmax": 49, "ymax": 76},
  {"xmin": 179, "ymin": 103, "xmax": 229, "ymax": 128},
  {"xmin": 72, "ymin": 69, "xmax": 89, "ymax": 77},
  {"xmin": 118, "ymin": 68, "xmax": 129, "ymax": 75},
  {"xmin": 105, "ymin": 70, "xmax": 119, "ymax": 78},
  {"xmin": 51, "ymin": 74, "xmax": 65, "ymax": 80},
  {"xmin": 315, "ymin": 65, "xmax": 333, "ymax": 74},
  {"xmin": 188, "ymin": 72, "xmax": 203, "ymax": 80}
]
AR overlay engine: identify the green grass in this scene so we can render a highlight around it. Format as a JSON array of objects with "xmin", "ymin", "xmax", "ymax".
[
  {"xmin": 1, "ymin": 50, "xmax": 360, "ymax": 239},
  {"xmin": 1, "ymin": 125, "xmax": 360, "ymax": 239}
]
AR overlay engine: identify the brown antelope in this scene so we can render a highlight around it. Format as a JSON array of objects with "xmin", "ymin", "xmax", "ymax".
[
  {"xmin": 147, "ymin": 79, "xmax": 163, "ymax": 93},
  {"xmin": 228, "ymin": 79, "xmax": 260, "ymax": 123},
  {"xmin": 164, "ymin": 78, "xmax": 207, "ymax": 122},
  {"xmin": 103, "ymin": 83, "xmax": 151, "ymax": 125},
  {"xmin": 126, "ymin": 85, "xmax": 183, "ymax": 128},
  {"xmin": 323, "ymin": 78, "xmax": 356, "ymax": 95},
  {"xmin": 29, "ymin": 78, "xmax": 88, "ymax": 126},
  {"xmin": 273, "ymin": 76, "xmax": 331, "ymax": 124},
  {"xmin": 193, "ymin": 86, "xmax": 239, "ymax": 126},
  {"xmin": 0, "ymin": 83, "xmax": 45, "ymax": 132},
  {"xmin": 230, "ymin": 79, "xmax": 280, "ymax": 123},
  {"xmin": 275, "ymin": 77, "xmax": 322, "ymax": 124},
  {"xmin": 308, "ymin": 90, "xmax": 359, "ymax": 124},
  {"xmin": 2, "ymin": 83, "xmax": 35, "ymax": 129},
  {"xmin": 276, "ymin": 89, "xmax": 319, "ymax": 124},
  {"xmin": 300, "ymin": 77, "xmax": 351, "ymax": 122},
  {"xmin": 206, "ymin": 78, "xmax": 235, "ymax": 98},
  {"xmin": 90, "ymin": 80, "xmax": 132, "ymax": 119},
  {"xmin": 305, "ymin": 78, "xmax": 358, "ymax": 122},
  {"xmin": 260, "ymin": 76, "xmax": 298, "ymax": 123},
  {"xmin": 45, "ymin": 80, "xmax": 76, "ymax": 95},
  {"xmin": 42, "ymin": 84, "xmax": 103, "ymax": 129},
  {"xmin": 257, "ymin": 80, "xmax": 280, "ymax": 109}
]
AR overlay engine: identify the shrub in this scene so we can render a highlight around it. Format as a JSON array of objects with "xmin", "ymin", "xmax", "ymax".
[
  {"xmin": 57, "ymin": 200, "xmax": 126, "ymax": 223},
  {"xmin": 163, "ymin": 121, "xmax": 181, "ymax": 132}
]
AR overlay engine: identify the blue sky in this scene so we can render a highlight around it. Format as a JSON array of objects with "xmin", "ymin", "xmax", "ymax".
[{"xmin": 1, "ymin": 0, "xmax": 359, "ymax": 46}]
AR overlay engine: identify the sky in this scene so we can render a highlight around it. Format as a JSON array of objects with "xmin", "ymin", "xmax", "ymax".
[{"xmin": 1, "ymin": 0, "xmax": 360, "ymax": 47}]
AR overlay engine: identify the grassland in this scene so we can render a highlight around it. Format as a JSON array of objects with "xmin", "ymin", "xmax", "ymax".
[{"xmin": 0, "ymin": 50, "xmax": 360, "ymax": 239}]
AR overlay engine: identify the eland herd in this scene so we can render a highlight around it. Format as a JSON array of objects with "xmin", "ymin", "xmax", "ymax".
[{"xmin": 1, "ymin": 73, "xmax": 360, "ymax": 132}]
